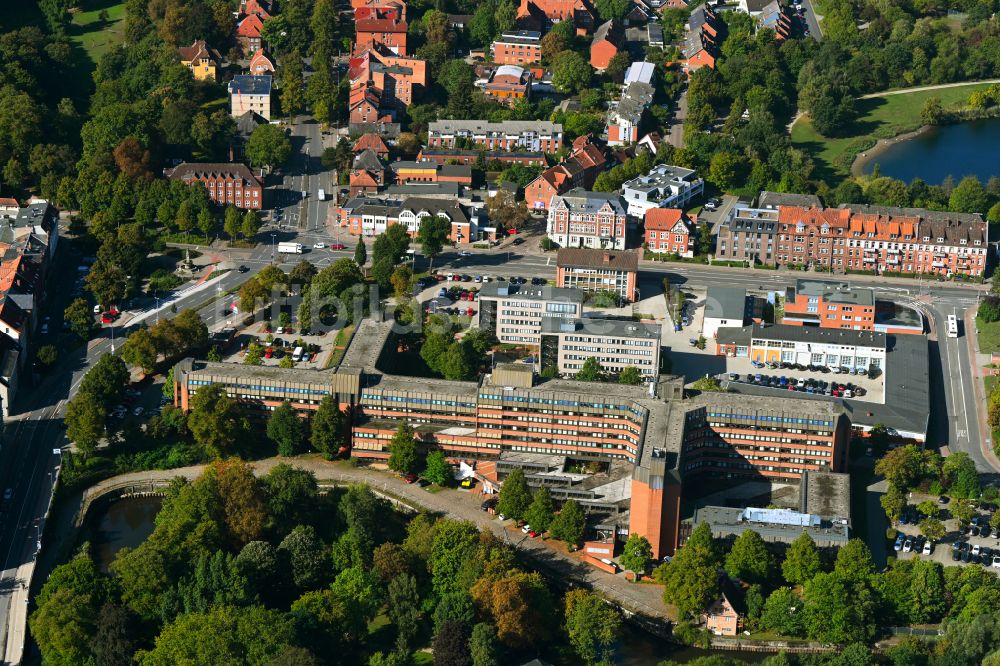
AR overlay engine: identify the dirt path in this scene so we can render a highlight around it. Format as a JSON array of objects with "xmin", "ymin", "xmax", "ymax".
[{"xmin": 859, "ymin": 79, "xmax": 1000, "ymax": 99}]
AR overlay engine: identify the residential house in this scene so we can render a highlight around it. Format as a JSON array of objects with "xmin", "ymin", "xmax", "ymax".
[
  {"xmin": 590, "ymin": 20, "xmax": 624, "ymax": 70},
  {"xmin": 166, "ymin": 163, "xmax": 263, "ymax": 209},
  {"xmin": 235, "ymin": 13, "xmax": 265, "ymax": 55},
  {"xmin": 353, "ymin": 133, "xmax": 391, "ymax": 159},
  {"xmin": 248, "ymin": 49, "xmax": 276, "ymax": 75},
  {"xmin": 737, "ymin": 0, "xmax": 771, "ymax": 16},
  {"xmin": 704, "ymin": 578, "xmax": 745, "ymax": 636},
  {"xmin": 178, "ymin": 40, "xmax": 221, "ymax": 81},
  {"xmin": 0, "ymin": 199, "xmax": 18, "ymax": 217},
  {"xmin": 341, "ymin": 196, "xmax": 489, "ymax": 244},
  {"xmin": 240, "ymin": 0, "xmax": 272, "ymax": 19},
  {"xmin": 525, "ymin": 136, "xmax": 606, "ymax": 210},
  {"xmin": 637, "ymin": 131, "xmax": 663, "ymax": 155},
  {"xmin": 624, "ymin": 0, "xmax": 653, "ymax": 25},
  {"xmin": 623, "ymin": 60, "xmax": 656, "ymax": 85},
  {"xmin": 355, "ymin": 6, "xmax": 408, "ymax": 55},
  {"xmin": 349, "ymin": 46, "xmax": 428, "ymax": 113},
  {"xmin": 644, "ymin": 208, "xmax": 696, "ymax": 256},
  {"xmin": 682, "ymin": 4, "xmax": 722, "ymax": 75},
  {"xmin": 350, "ymin": 150, "xmax": 387, "ymax": 195},
  {"xmin": 427, "ymin": 120, "xmax": 563, "ymax": 152},
  {"xmin": 480, "ymin": 65, "xmax": 532, "ymax": 103},
  {"xmin": 647, "ymin": 21, "xmax": 664, "ymax": 47},
  {"xmin": 229, "ymin": 75, "xmax": 272, "ymax": 120},
  {"xmin": 622, "ymin": 164, "xmax": 704, "ymax": 217},
  {"xmin": 350, "ymin": 81, "xmax": 389, "ymax": 124},
  {"xmin": 492, "ymin": 31, "xmax": 543, "ymax": 65},
  {"xmin": 352, "ymin": 0, "xmax": 407, "ymax": 12},
  {"xmin": 516, "ymin": 0, "xmax": 596, "ymax": 34},
  {"xmin": 546, "ymin": 188, "xmax": 629, "ymax": 250},
  {"xmin": 758, "ymin": 0, "xmax": 794, "ymax": 40},
  {"xmin": 555, "ymin": 247, "xmax": 639, "ymax": 301}
]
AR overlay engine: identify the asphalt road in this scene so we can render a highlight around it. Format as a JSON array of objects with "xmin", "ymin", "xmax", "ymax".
[{"xmin": 798, "ymin": 0, "xmax": 822, "ymax": 40}]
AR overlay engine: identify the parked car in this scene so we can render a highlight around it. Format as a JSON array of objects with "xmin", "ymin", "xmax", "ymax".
[
  {"xmin": 894, "ymin": 533, "xmax": 905, "ymax": 551},
  {"xmin": 313, "ymin": 242, "xmax": 326, "ymax": 249},
  {"xmin": 903, "ymin": 537, "xmax": 913, "ymax": 553},
  {"xmin": 330, "ymin": 243, "xmax": 347, "ymax": 250},
  {"xmin": 521, "ymin": 524, "xmax": 532, "ymax": 534},
  {"xmin": 404, "ymin": 472, "xmax": 417, "ymax": 484}
]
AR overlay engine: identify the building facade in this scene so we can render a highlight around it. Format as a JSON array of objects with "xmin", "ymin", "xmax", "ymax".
[
  {"xmin": 556, "ymin": 247, "xmax": 639, "ymax": 301},
  {"xmin": 525, "ymin": 136, "xmax": 606, "ymax": 210},
  {"xmin": 540, "ymin": 317, "xmax": 661, "ymax": 378},
  {"xmin": 492, "ymin": 30, "xmax": 543, "ymax": 65},
  {"xmin": 178, "ymin": 40, "xmax": 221, "ymax": 81},
  {"xmin": 714, "ymin": 205, "xmax": 779, "ymax": 265},
  {"xmin": 607, "ymin": 81, "xmax": 653, "ymax": 145},
  {"xmin": 546, "ymin": 189, "xmax": 629, "ymax": 250},
  {"xmin": 427, "ymin": 120, "xmax": 563, "ymax": 152},
  {"xmin": 354, "ymin": 6, "xmax": 408, "ymax": 54},
  {"xmin": 715, "ymin": 323, "xmax": 887, "ymax": 372},
  {"xmin": 166, "ymin": 163, "xmax": 263, "ymax": 209},
  {"xmin": 478, "ymin": 283, "xmax": 584, "ymax": 345},
  {"xmin": 229, "ymin": 75, "xmax": 272, "ymax": 120},
  {"xmin": 644, "ymin": 208, "xmax": 695, "ymax": 256},
  {"xmin": 480, "ymin": 65, "xmax": 532, "ymax": 103}
]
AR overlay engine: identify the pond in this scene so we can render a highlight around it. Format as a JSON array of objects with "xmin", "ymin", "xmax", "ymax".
[
  {"xmin": 89, "ymin": 498, "xmax": 766, "ymax": 664},
  {"xmin": 862, "ymin": 117, "xmax": 1000, "ymax": 184},
  {"xmin": 91, "ymin": 495, "xmax": 164, "ymax": 571}
]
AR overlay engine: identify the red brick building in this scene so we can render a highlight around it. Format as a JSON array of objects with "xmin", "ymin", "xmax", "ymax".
[
  {"xmin": 355, "ymin": 6, "xmax": 408, "ymax": 55},
  {"xmin": 516, "ymin": 0, "xmax": 596, "ymax": 33},
  {"xmin": 235, "ymin": 13, "xmax": 264, "ymax": 55},
  {"xmin": 416, "ymin": 148, "xmax": 545, "ymax": 166},
  {"xmin": 645, "ymin": 208, "xmax": 696, "ymax": 256},
  {"xmin": 427, "ymin": 119, "xmax": 563, "ymax": 152},
  {"xmin": 525, "ymin": 136, "xmax": 606, "ymax": 210},
  {"xmin": 349, "ymin": 46, "xmax": 428, "ymax": 113},
  {"xmin": 248, "ymin": 49, "xmax": 275, "ymax": 75},
  {"xmin": 481, "ymin": 65, "xmax": 532, "ymax": 104},
  {"xmin": 166, "ymin": 163, "xmax": 263, "ymax": 209},
  {"xmin": 353, "ymin": 133, "xmax": 391, "ymax": 159}
]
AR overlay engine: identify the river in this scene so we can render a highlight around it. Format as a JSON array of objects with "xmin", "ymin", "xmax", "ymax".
[
  {"xmin": 90, "ymin": 498, "xmax": 763, "ymax": 664},
  {"xmin": 862, "ymin": 117, "xmax": 1000, "ymax": 184}
]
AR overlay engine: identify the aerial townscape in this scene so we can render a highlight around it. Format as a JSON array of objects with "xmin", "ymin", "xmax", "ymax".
[{"xmin": 6, "ymin": 0, "xmax": 1000, "ymax": 664}]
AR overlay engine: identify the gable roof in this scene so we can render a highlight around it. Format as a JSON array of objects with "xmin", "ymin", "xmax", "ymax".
[
  {"xmin": 353, "ymin": 149, "xmax": 385, "ymax": 172},
  {"xmin": 592, "ymin": 19, "xmax": 622, "ymax": 44},
  {"xmin": 166, "ymin": 162, "xmax": 262, "ymax": 188},
  {"xmin": 354, "ymin": 133, "xmax": 390, "ymax": 154},
  {"xmin": 178, "ymin": 40, "xmax": 220, "ymax": 64},
  {"xmin": 644, "ymin": 208, "xmax": 686, "ymax": 230},
  {"xmin": 236, "ymin": 13, "xmax": 264, "ymax": 38}
]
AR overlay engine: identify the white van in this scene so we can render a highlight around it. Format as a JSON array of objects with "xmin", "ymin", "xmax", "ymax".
[
  {"xmin": 292, "ymin": 346, "xmax": 304, "ymax": 362},
  {"xmin": 318, "ymin": 188, "xmax": 326, "ymax": 201}
]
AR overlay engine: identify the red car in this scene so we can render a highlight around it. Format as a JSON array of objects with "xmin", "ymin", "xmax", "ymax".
[
  {"xmin": 330, "ymin": 243, "xmax": 347, "ymax": 250},
  {"xmin": 466, "ymin": 307, "xmax": 475, "ymax": 316},
  {"xmin": 434, "ymin": 274, "xmax": 447, "ymax": 282},
  {"xmin": 264, "ymin": 348, "xmax": 274, "ymax": 359},
  {"xmin": 101, "ymin": 313, "xmax": 115, "ymax": 324},
  {"xmin": 528, "ymin": 530, "xmax": 539, "ymax": 538},
  {"xmin": 404, "ymin": 472, "xmax": 417, "ymax": 484},
  {"xmin": 452, "ymin": 275, "xmax": 461, "ymax": 281}
]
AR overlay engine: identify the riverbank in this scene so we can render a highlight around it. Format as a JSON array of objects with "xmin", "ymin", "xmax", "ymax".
[
  {"xmin": 850, "ymin": 125, "xmax": 932, "ymax": 177},
  {"xmin": 790, "ymin": 82, "xmax": 998, "ymax": 181}
]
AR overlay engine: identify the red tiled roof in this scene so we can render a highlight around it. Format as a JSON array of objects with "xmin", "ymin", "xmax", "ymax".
[
  {"xmin": 356, "ymin": 17, "xmax": 408, "ymax": 32},
  {"xmin": 236, "ymin": 14, "xmax": 264, "ymax": 37},
  {"xmin": 353, "ymin": 133, "xmax": 390, "ymax": 154},
  {"xmin": 644, "ymin": 208, "xmax": 684, "ymax": 230},
  {"xmin": 0, "ymin": 198, "xmax": 17, "ymax": 208}
]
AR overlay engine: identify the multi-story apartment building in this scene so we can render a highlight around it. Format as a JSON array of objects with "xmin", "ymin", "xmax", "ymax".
[
  {"xmin": 228, "ymin": 75, "xmax": 272, "ymax": 120},
  {"xmin": 166, "ymin": 163, "xmax": 263, "ymax": 209},
  {"xmin": 607, "ymin": 81, "xmax": 653, "ymax": 145},
  {"xmin": 644, "ymin": 208, "xmax": 696, "ymax": 256},
  {"xmin": 715, "ymin": 323, "xmax": 887, "ymax": 372},
  {"xmin": 235, "ymin": 13, "xmax": 264, "ymax": 54},
  {"xmin": 349, "ymin": 46, "xmax": 428, "ymax": 112},
  {"xmin": 491, "ymin": 31, "xmax": 542, "ymax": 65},
  {"xmin": 427, "ymin": 120, "xmax": 563, "ymax": 152},
  {"xmin": 546, "ymin": 189, "xmax": 629, "ymax": 250},
  {"xmin": 622, "ymin": 164, "xmax": 705, "ymax": 217},
  {"xmin": 682, "ymin": 4, "xmax": 721, "ymax": 75},
  {"xmin": 714, "ymin": 204, "xmax": 779, "ymax": 265},
  {"xmin": 556, "ymin": 247, "xmax": 639, "ymax": 301},
  {"xmin": 516, "ymin": 0, "xmax": 596, "ymax": 33},
  {"xmin": 478, "ymin": 283, "xmax": 584, "ymax": 345},
  {"xmin": 540, "ymin": 317, "xmax": 661, "ymax": 378},
  {"xmin": 354, "ymin": 5, "xmax": 408, "ymax": 54},
  {"xmin": 480, "ymin": 65, "xmax": 532, "ymax": 104}
]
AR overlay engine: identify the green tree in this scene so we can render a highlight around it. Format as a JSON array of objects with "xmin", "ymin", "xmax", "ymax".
[
  {"xmin": 802, "ymin": 572, "xmax": 877, "ymax": 643},
  {"xmin": 549, "ymin": 499, "xmax": 586, "ymax": 547},
  {"xmin": 187, "ymin": 383, "xmax": 250, "ymax": 458},
  {"xmin": 564, "ymin": 589, "xmax": 622, "ymax": 665},
  {"xmin": 575, "ymin": 357, "xmax": 604, "ymax": 382},
  {"xmin": 121, "ymin": 327, "xmax": 159, "ymax": 374},
  {"xmin": 246, "ymin": 124, "xmax": 292, "ymax": 170},
  {"xmin": 619, "ymin": 534, "xmax": 653, "ymax": 574},
  {"xmin": 552, "ymin": 51, "xmax": 591, "ymax": 94},
  {"xmin": 224, "ymin": 205, "xmax": 241, "ymax": 239},
  {"xmin": 388, "ymin": 422, "xmax": 418, "ymax": 474},
  {"xmin": 279, "ymin": 51, "xmax": 305, "ymax": 120},
  {"xmin": 725, "ymin": 530, "xmax": 775, "ymax": 585},
  {"xmin": 617, "ymin": 366, "xmax": 642, "ymax": 385},
  {"xmin": 417, "ymin": 215, "xmax": 450, "ymax": 271},
  {"xmin": 920, "ymin": 96, "xmax": 945, "ymax": 125},
  {"xmin": 874, "ymin": 444, "xmax": 925, "ymax": 490},
  {"xmin": 424, "ymin": 450, "xmax": 451, "ymax": 485},
  {"xmin": 354, "ymin": 238, "xmax": 367, "ymax": 268},
  {"xmin": 708, "ymin": 151, "xmax": 745, "ymax": 191},
  {"xmin": 919, "ymin": 517, "xmax": 946, "ymax": 541},
  {"xmin": 881, "ymin": 483, "xmax": 907, "ymax": 523},
  {"xmin": 90, "ymin": 603, "xmax": 136, "ymax": 666},
  {"xmin": 64, "ymin": 297, "xmax": 94, "ymax": 340},
  {"xmin": 654, "ymin": 523, "xmax": 719, "ymax": 618},
  {"xmin": 79, "ymin": 353, "xmax": 128, "ymax": 409},
  {"xmin": 949, "ymin": 176, "xmax": 989, "ymax": 214},
  {"xmin": 497, "ymin": 468, "xmax": 532, "ymax": 520},
  {"xmin": 37, "ymin": 344, "xmax": 58, "ymax": 367},
  {"xmin": 469, "ymin": 622, "xmax": 500, "ymax": 666},
  {"xmin": 241, "ymin": 208, "xmax": 261, "ymax": 240},
  {"xmin": 430, "ymin": 520, "xmax": 480, "ymax": 596},
  {"xmin": 833, "ymin": 540, "xmax": 875, "ymax": 589},
  {"xmin": 524, "ymin": 487, "xmax": 555, "ymax": 532},
  {"xmin": 388, "ymin": 574, "xmax": 421, "ymax": 652},
  {"xmin": 760, "ymin": 586, "xmax": 804, "ymax": 636},
  {"xmin": 267, "ymin": 400, "xmax": 305, "ymax": 456},
  {"xmin": 311, "ymin": 395, "xmax": 346, "ymax": 457},
  {"xmin": 433, "ymin": 619, "xmax": 471, "ymax": 666},
  {"xmin": 65, "ymin": 391, "xmax": 106, "ymax": 457},
  {"xmin": 782, "ymin": 532, "xmax": 822, "ymax": 586},
  {"xmin": 279, "ymin": 525, "xmax": 328, "ymax": 590},
  {"xmin": 943, "ymin": 451, "xmax": 981, "ymax": 498}
]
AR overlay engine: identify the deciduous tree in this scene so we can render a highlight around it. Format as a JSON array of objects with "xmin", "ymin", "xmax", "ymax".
[
  {"xmin": 267, "ymin": 400, "xmax": 306, "ymax": 456},
  {"xmin": 654, "ymin": 523, "xmax": 719, "ymax": 618},
  {"xmin": 549, "ymin": 499, "xmax": 586, "ymax": 547},
  {"xmin": 725, "ymin": 530, "xmax": 775, "ymax": 585},
  {"xmin": 311, "ymin": 395, "xmax": 346, "ymax": 457},
  {"xmin": 424, "ymin": 450, "xmax": 451, "ymax": 486},
  {"xmin": 782, "ymin": 532, "xmax": 822, "ymax": 586},
  {"xmin": 187, "ymin": 383, "xmax": 250, "ymax": 458},
  {"xmin": 388, "ymin": 423, "xmax": 418, "ymax": 474},
  {"xmin": 524, "ymin": 487, "xmax": 555, "ymax": 532},
  {"xmin": 497, "ymin": 468, "xmax": 531, "ymax": 520},
  {"xmin": 564, "ymin": 589, "xmax": 622, "ymax": 665}
]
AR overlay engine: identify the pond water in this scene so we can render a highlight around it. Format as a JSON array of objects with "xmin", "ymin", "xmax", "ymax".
[
  {"xmin": 89, "ymin": 498, "xmax": 765, "ymax": 664},
  {"xmin": 862, "ymin": 117, "xmax": 1000, "ymax": 184},
  {"xmin": 91, "ymin": 495, "xmax": 163, "ymax": 571}
]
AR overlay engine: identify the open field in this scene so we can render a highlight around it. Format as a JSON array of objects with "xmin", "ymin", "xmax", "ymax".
[
  {"xmin": 64, "ymin": 0, "xmax": 126, "ymax": 100},
  {"xmin": 791, "ymin": 84, "xmax": 997, "ymax": 182},
  {"xmin": 977, "ymin": 319, "xmax": 1000, "ymax": 355}
]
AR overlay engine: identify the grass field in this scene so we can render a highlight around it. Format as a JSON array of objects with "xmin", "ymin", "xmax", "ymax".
[
  {"xmin": 790, "ymin": 84, "xmax": 997, "ymax": 182},
  {"xmin": 64, "ymin": 0, "xmax": 126, "ymax": 100},
  {"xmin": 977, "ymin": 318, "xmax": 1000, "ymax": 355}
]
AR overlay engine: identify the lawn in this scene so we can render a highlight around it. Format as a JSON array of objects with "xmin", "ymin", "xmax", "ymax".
[
  {"xmin": 791, "ymin": 83, "xmax": 998, "ymax": 182},
  {"xmin": 977, "ymin": 318, "xmax": 1000, "ymax": 355},
  {"xmin": 64, "ymin": 0, "xmax": 126, "ymax": 100}
]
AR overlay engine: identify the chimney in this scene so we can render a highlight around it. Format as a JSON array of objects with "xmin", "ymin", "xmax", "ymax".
[{"xmin": 602, "ymin": 252, "xmax": 611, "ymax": 264}]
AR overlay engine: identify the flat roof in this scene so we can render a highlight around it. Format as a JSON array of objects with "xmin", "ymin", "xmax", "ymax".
[
  {"xmin": 479, "ymin": 283, "xmax": 584, "ymax": 303},
  {"xmin": 705, "ymin": 287, "xmax": 748, "ymax": 321},
  {"xmin": 541, "ymin": 317, "xmax": 662, "ymax": 340},
  {"xmin": 758, "ymin": 190, "xmax": 822, "ymax": 210},
  {"xmin": 874, "ymin": 301, "xmax": 924, "ymax": 329},
  {"xmin": 750, "ymin": 323, "xmax": 886, "ymax": 349},
  {"xmin": 340, "ymin": 318, "xmax": 394, "ymax": 371},
  {"xmin": 693, "ymin": 505, "xmax": 850, "ymax": 544},
  {"xmin": 801, "ymin": 470, "xmax": 851, "ymax": 519},
  {"xmin": 791, "ymin": 279, "xmax": 875, "ymax": 307}
]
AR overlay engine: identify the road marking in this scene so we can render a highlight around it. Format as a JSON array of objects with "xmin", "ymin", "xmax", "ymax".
[{"xmin": 951, "ymin": 307, "xmax": 972, "ymax": 446}]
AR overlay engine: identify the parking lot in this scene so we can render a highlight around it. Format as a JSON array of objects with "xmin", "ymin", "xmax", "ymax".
[
  {"xmin": 894, "ymin": 497, "xmax": 1000, "ymax": 573},
  {"xmin": 723, "ymin": 356, "xmax": 885, "ymax": 403},
  {"xmin": 217, "ymin": 322, "xmax": 338, "ymax": 368}
]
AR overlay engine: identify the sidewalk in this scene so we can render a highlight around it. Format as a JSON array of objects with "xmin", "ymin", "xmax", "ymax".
[{"xmin": 45, "ymin": 457, "xmax": 673, "ymax": 625}]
